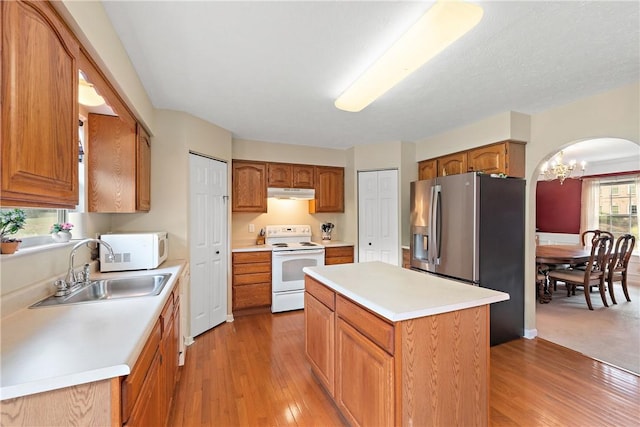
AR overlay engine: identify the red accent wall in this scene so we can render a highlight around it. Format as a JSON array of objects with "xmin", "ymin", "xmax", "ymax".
[{"xmin": 536, "ymin": 179, "xmax": 582, "ymax": 233}]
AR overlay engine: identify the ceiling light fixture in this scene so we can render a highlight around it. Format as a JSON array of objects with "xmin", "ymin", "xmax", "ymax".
[
  {"xmin": 540, "ymin": 151, "xmax": 586, "ymax": 184},
  {"xmin": 78, "ymin": 72, "xmax": 106, "ymax": 107},
  {"xmin": 334, "ymin": 0, "xmax": 484, "ymax": 113}
]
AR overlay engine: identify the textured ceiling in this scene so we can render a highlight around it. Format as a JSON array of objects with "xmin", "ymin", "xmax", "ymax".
[{"xmin": 102, "ymin": 1, "xmax": 639, "ymax": 149}]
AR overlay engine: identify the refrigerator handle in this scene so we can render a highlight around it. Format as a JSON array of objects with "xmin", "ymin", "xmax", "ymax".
[
  {"xmin": 431, "ymin": 185, "xmax": 441, "ymax": 265},
  {"xmin": 435, "ymin": 188, "xmax": 442, "ymax": 262}
]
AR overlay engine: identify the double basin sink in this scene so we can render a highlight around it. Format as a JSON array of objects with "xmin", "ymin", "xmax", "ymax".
[{"xmin": 31, "ymin": 273, "xmax": 172, "ymax": 308}]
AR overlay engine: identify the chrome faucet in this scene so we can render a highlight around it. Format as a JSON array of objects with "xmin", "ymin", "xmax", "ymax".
[{"xmin": 55, "ymin": 238, "xmax": 115, "ymax": 296}]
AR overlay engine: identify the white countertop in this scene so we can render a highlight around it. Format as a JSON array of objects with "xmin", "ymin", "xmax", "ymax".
[
  {"xmin": 232, "ymin": 244, "xmax": 272, "ymax": 252},
  {"xmin": 0, "ymin": 260, "xmax": 186, "ymax": 400},
  {"xmin": 303, "ymin": 262, "xmax": 509, "ymax": 322},
  {"xmin": 312, "ymin": 240, "xmax": 353, "ymax": 247}
]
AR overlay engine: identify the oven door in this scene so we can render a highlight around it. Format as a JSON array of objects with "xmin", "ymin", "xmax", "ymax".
[{"xmin": 272, "ymin": 249, "xmax": 325, "ymax": 292}]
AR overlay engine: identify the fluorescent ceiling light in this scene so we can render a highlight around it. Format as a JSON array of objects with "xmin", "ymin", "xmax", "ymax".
[
  {"xmin": 78, "ymin": 72, "xmax": 106, "ymax": 107},
  {"xmin": 334, "ymin": 0, "xmax": 483, "ymax": 113}
]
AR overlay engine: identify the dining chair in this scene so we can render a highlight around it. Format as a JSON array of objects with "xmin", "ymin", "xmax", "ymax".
[
  {"xmin": 607, "ymin": 234, "xmax": 636, "ymax": 304},
  {"xmin": 548, "ymin": 235, "xmax": 613, "ymax": 310},
  {"xmin": 580, "ymin": 229, "xmax": 614, "ymax": 246}
]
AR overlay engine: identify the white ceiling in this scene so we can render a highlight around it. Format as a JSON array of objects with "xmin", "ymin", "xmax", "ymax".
[{"xmin": 102, "ymin": 1, "xmax": 639, "ymax": 150}]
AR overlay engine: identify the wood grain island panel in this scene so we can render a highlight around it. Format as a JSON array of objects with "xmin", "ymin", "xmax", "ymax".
[{"xmin": 303, "ymin": 262, "xmax": 506, "ymax": 426}]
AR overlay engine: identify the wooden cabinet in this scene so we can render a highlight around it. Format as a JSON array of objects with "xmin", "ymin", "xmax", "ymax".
[
  {"xmin": 324, "ymin": 246, "xmax": 354, "ymax": 265},
  {"xmin": 304, "ymin": 279, "xmax": 335, "ymax": 396},
  {"xmin": 311, "ymin": 166, "xmax": 344, "ymax": 213},
  {"xmin": 418, "ymin": 140, "xmax": 526, "ymax": 180},
  {"xmin": 1, "ymin": 0, "xmax": 79, "ymax": 208},
  {"xmin": 267, "ymin": 162, "xmax": 315, "ymax": 188},
  {"xmin": 336, "ymin": 318, "xmax": 394, "ymax": 427},
  {"xmin": 87, "ymin": 114, "xmax": 136, "ymax": 212},
  {"xmin": 232, "ymin": 160, "xmax": 267, "ymax": 212},
  {"xmin": 267, "ymin": 163, "xmax": 292, "ymax": 187},
  {"xmin": 232, "ymin": 251, "xmax": 272, "ymax": 312},
  {"xmin": 292, "ymin": 165, "xmax": 315, "ymax": 188},
  {"xmin": 304, "ymin": 275, "xmax": 490, "ymax": 426},
  {"xmin": 402, "ymin": 248, "xmax": 410, "ymax": 269},
  {"xmin": 136, "ymin": 124, "xmax": 151, "ymax": 211},
  {"xmin": 438, "ymin": 152, "xmax": 468, "ymax": 177},
  {"xmin": 467, "ymin": 141, "xmax": 526, "ymax": 177},
  {"xmin": 123, "ymin": 282, "xmax": 181, "ymax": 426},
  {"xmin": 124, "ymin": 351, "xmax": 161, "ymax": 427},
  {"xmin": 418, "ymin": 159, "xmax": 437, "ymax": 180},
  {"xmin": 122, "ymin": 319, "xmax": 162, "ymax": 424}
]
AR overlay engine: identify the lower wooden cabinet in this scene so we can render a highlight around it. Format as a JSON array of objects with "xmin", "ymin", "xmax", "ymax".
[
  {"xmin": 324, "ymin": 246, "xmax": 354, "ymax": 265},
  {"xmin": 304, "ymin": 275, "xmax": 490, "ymax": 426},
  {"xmin": 232, "ymin": 251, "xmax": 272, "ymax": 313},
  {"xmin": 402, "ymin": 248, "xmax": 410, "ymax": 269},
  {"xmin": 123, "ymin": 283, "xmax": 181, "ymax": 427},
  {"xmin": 304, "ymin": 291, "xmax": 335, "ymax": 396},
  {"xmin": 336, "ymin": 318, "xmax": 394, "ymax": 427}
]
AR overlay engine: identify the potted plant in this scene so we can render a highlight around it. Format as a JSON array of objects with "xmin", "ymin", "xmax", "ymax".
[
  {"xmin": 0, "ymin": 208, "xmax": 27, "ymax": 254},
  {"xmin": 50, "ymin": 222, "xmax": 74, "ymax": 243}
]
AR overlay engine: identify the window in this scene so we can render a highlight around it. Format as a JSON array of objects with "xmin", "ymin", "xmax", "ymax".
[
  {"xmin": 596, "ymin": 177, "xmax": 638, "ymax": 239},
  {"xmin": 1, "ymin": 208, "xmax": 66, "ymax": 248}
]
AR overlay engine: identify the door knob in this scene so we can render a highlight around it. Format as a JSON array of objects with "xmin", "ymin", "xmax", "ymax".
[
  {"xmin": 368, "ymin": 243, "xmax": 372, "ymax": 246},
  {"xmin": 215, "ymin": 250, "xmax": 220, "ymax": 254}
]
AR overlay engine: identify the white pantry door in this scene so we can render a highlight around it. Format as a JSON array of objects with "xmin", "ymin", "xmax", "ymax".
[
  {"xmin": 358, "ymin": 169, "xmax": 399, "ymax": 265},
  {"xmin": 190, "ymin": 153, "xmax": 228, "ymax": 338}
]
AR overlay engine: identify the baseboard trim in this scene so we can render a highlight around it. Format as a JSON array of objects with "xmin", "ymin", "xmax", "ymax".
[
  {"xmin": 226, "ymin": 314, "xmax": 234, "ymax": 322},
  {"xmin": 524, "ymin": 328, "xmax": 537, "ymax": 339},
  {"xmin": 184, "ymin": 336, "xmax": 195, "ymax": 346}
]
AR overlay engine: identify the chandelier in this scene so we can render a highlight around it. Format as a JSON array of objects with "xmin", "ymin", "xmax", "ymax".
[{"xmin": 540, "ymin": 151, "xmax": 586, "ymax": 184}]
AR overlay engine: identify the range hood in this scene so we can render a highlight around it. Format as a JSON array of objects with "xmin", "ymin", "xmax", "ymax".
[{"xmin": 267, "ymin": 187, "xmax": 315, "ymax": 200}]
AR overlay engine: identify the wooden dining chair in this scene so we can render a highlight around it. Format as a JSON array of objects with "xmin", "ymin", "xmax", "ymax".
[
  {"xmin": 548, "ymin": 236, "xmax": 613, "ymax": 310},
  {"xmin": 580, "ymin": 229, "xmax": 613, "ymax": 246},
  {"xmin": 607, "ymin": 234, "xmax": 636, "ymax": 304}
]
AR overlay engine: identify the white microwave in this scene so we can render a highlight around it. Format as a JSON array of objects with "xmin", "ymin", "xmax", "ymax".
[{"xmin": 99, "ymin": 232, "xmax": 168, "ymax": 272}]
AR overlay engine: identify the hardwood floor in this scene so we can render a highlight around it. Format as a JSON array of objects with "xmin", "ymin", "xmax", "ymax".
[{"xmin": 169, "ymin": 311, "xmax": 640, "ymax": 427}]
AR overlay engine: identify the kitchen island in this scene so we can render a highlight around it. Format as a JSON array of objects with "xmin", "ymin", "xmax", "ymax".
[{"xmin": 303, "ymin": 261, "xmax": 509, "ymax": 427}]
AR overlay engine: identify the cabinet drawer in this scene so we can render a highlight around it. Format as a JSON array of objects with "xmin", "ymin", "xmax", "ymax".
[
  {"xmin": 325, "ymin": 246, "xmax": 353, "ymax": 258},
  {"xmin": 233, "ymin": 262, "xmax": 271, "ymax": 275},
  {"xmin": 122, "ymin": 320, "xmax": 162, "ymax": 423},
  {"xmin": 305, "ymin": 276, "xmax": 335, "ymax": 310},
  {"xmin": 233, "ymin": 272, "xmax": 272, "ymax": 286},
  {"xmin": 233, "ymin": 251, "xmax": 271, "ymax": 264},
  {"xmin": 233, "ymin": 283, "xmax": 271, "ymax": 309},
  {"xmin": 336, "ymin": 296, "xmax": 394, "ymax": 355},
  {"xmin": 325, "ymin": 256, "xmax": 353, "ymax": 265}
]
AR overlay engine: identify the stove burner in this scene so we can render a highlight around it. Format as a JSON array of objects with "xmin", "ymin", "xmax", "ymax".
[
  {"xmin": 299, "ymin": 242, "xmax": 316, "ymax": 246},
  {"xmin": 272, "ymin": 243, "xmax": 288, "ymax": 247}
]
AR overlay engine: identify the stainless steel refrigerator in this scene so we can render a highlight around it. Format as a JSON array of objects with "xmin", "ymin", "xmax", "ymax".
[{"xmin": 410, "ymin": 172, "xmax": 525, "ymax": 345}]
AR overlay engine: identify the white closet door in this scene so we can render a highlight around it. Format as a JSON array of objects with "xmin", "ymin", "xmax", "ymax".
[
  {"xmin": 358, "ymin": 170, "xmax": 399, "ymax": 265},
  {"xmin": 190, "ymin": 154, "xmax": 228, "ymax": 338}
]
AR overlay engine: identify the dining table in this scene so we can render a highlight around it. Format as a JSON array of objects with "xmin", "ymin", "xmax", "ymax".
[{"xmin": 535, "ymin": 244, "xmax": 592, "ymax": 303}]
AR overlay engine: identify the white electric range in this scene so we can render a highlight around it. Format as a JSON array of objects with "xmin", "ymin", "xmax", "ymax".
[{"xmin": 266, "ymin": 225, "xmax": 325, "ymax": 313}]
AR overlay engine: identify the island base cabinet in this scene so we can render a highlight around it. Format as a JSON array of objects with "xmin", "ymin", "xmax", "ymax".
[
  {"xmin": 335, "ymin": 319, "xmax": 394, "ymax": 427},
  {"xmin": 304, "ymin": 274, "xmax": 490, "ymax": 427},
  {"xmin": 304, "ymin": 292, "xmax": 335, "ymax": 396}
]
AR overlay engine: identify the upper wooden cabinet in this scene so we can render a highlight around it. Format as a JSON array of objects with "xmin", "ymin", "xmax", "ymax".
[
  {"xmin": 437, "ymin": 152, "xmax": 468, "ymax": 177},
  {"xmin": 311, "ymin": 166, "xmax": 344, "ymax": 213},
  {"xmin": 232, "ymin": 160, "xmax": 267, "ymax": 212},
  {"xmin": 267, "ymin": 163, "xmax": 315, "ymax": 188},
  {"xmin": 467, "ymin": 141, "xmax": 525, "ymax": 177},
  {"xmin": 267, "ymin": 163, "xmax": 292, "ymax": 187},
  {"xmin": 136, "ymin": 124, "xmax": 151, "ymax": 211},
  {"xmin": 418, "ymin": 140, "xmax": 526, "ymax": 180},
  {"xmin": 292, "ymin": 165, "xmax": 315, "ymax": 188},
  {"xmin": 87, "ymin": 114, "xmax": 151, "ymax": 212},
  {"xmin": 417, "ymin": 159, "xmax": 437, "ymax": 180},
  {"xmin": 1, "ymin": 0, "xmax": 79, "ymax": 208}
]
